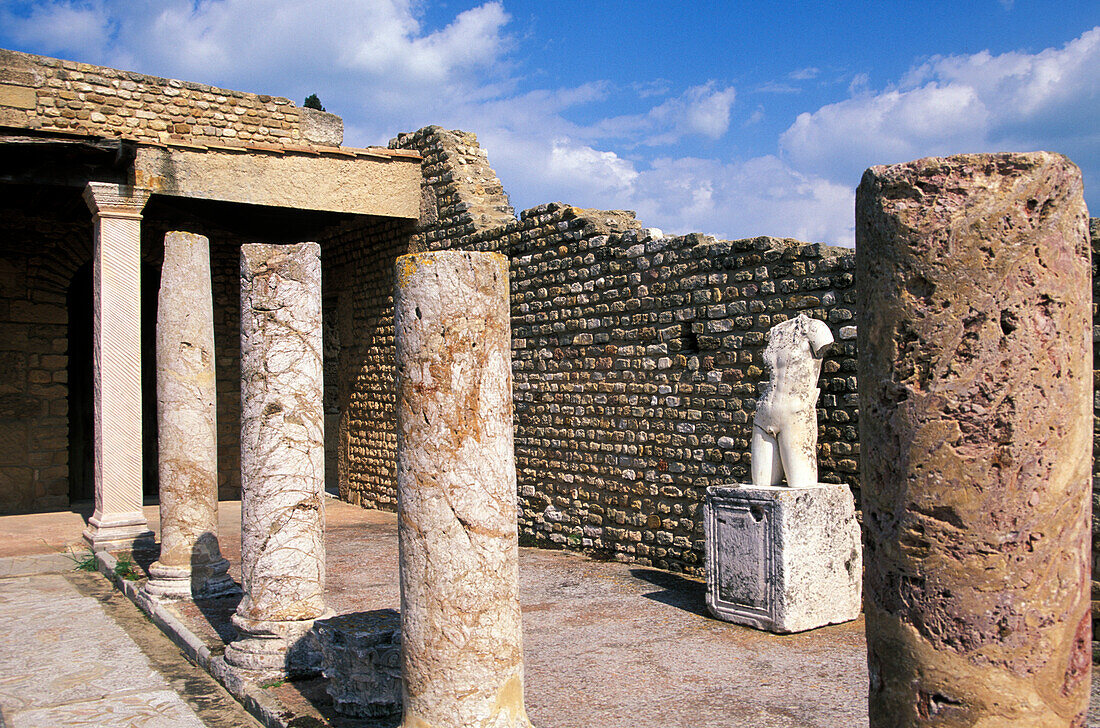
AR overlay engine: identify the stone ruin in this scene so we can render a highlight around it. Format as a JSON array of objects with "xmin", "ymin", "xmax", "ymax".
[{"xmin": 0, "ymin": 47, "xmax": 1095, "ymax": 726}]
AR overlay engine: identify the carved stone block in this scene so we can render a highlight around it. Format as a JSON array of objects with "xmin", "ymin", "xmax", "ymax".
[
  {"xmin": 704, "ymin": 483, "xmax": 862, "ymax": 633},
  {"xmin": 315, "ymin": 610, "xmax": 401, "ymax": 719}
]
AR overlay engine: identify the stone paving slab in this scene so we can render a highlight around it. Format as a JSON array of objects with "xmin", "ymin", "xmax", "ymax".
[
  {"xmin": 0, "ymin": 569, "xmax": 261, "ymax": 728},
  {"xmin": 7, "ymin": 690, "xmax": 206, "ymax": 728}
]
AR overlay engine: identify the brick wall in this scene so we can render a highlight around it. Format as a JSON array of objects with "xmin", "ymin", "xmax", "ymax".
[{"xmin": 0, "ymin": 48, "xmax": 340, "ymax": 147}]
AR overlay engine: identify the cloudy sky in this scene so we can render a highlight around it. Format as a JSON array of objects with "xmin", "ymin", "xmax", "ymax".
[{"xmin": 2, "ymin": 1, "xmax": 1098, "ymax": 245}]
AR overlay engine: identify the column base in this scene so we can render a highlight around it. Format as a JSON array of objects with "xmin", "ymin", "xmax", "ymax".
[
  {"xmin": 704, "ymin": 482, "xmax": 862, "ymax": 633},
  {"xmin": 143, "ymin": 558, "xmax": 241, "ymax": 600},
  {"xmin": 224, "ymin": 612, "xmax": 331, "ymax": 677},
  {"xmin": 83, "ymin": 510, "xmax": 155, "ymax": 552}
]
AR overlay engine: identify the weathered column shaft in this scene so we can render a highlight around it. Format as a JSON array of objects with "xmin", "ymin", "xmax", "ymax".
[
  {"xmin": 857, "ymin": 153, "xmax": 1092, "ymax": 727},
  {"xmin": 394, "ymin": 251, "xmax": 532, "ymax": 728},
  {"xmin": 82, "ymin": 182, "xmax": 154, "ymax": 551},
  {"xmin": 145, "ymin": 231, "xmax": 235, "ymax": 599},
  {"xmin": 225, "ymin": 242, "xmax": 326, "ymax": 674}
]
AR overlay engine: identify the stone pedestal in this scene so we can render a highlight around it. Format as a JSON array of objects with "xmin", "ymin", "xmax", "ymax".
[
  {"xmin": 394, "ymin": 251, "xmax": 533, "ymax": 728},
  {"xmin": 315, "ymin": 611, "xmax": 402, "ymax": 719},
  {"xmin": 82, "ymin": 182, "xmax": 155, "ymax": 552},
  {"xmin": 704, "ymin": 483, "xmax": 861, "ymax": 633},
  {"xmin": 224, "ymin": 242, "xmax": 326, "ymax": 676},
  {"xmin": 857, "ymin": 152, "xmax": 1091, "ymax": 726},
  {"xmin": 145, "ymin": 232, "xmax": 236, "ymax": 600}
]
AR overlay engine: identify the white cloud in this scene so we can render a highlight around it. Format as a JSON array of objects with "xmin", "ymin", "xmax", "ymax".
[
  {"xmin": 2, "ymin": 0, "xmax": 515, "ymax": 126},
  {"xmin": 480, "ymin": 130, "xmax": 855, "ymax": 245},
  {"xmin": 6, "ymin": 2, "xmax": 1095, "ymax": 248},
  {"xmin": 594, "ymin": 82, "xmax": 736, "ymax": 145},
  {"xmin": 781, "ymin": 26, "xmax": 1100, "ymax": 190},
  {"xmin": 2, "ymin": 1, "xmax": 112, "ymax": 57}
]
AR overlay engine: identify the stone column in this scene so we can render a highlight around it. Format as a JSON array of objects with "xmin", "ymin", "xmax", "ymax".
[
  {"xmin": 82, "ymin": 182, "xmax": 155, "ymax": 551},
  {"xmin": 144, "ymin": 232, "xmax": 237, "ymax": 599},
  {"xmin": 394, "ymin": 251, "xmax": 533, "ymax": 728},
  {"xmin": 857, "ymin": 153, "xmax": 1092, "ymax": 727},
  {"xmin": 225, "ymin": 242, "xmax": 326, "ymax": 675}
]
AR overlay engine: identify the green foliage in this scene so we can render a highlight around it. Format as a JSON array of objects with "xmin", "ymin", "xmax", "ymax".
[
  {"xmin": 114, "ymin": 554, "xmax": 140, "ymax": 581},
  {"xmin": 63, "ymin": 546, "xmax": 98, "ymax": 572},
  {"xmin": 303, "ymin": 94, "xmax": 325, "ymax": 112},
  {"xmin": 260, "ymin": 677, "xmax": 287, "ymax": 689}
]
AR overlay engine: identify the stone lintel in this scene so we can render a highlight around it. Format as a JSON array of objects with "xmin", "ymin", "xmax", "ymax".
[{"xmin": 133, "ymin": 145, "xmax": 420, "ymax": 219}]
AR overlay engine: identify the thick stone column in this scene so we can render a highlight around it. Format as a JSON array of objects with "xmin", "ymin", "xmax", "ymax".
[
  {"xmin": 857, "ymin": 153, "xmax": 1092, "ymax": 727},
  {"xmin": 394, "ymin": 251, "xmax": 533, "ymax": 728},
  {"xmin": 144, "ymin": 232, "xmax": 236, "ymax": 599},
  {"xmin": 82, "ymin": 182, "xmax": 155, "ymax": 551},
  {"xmin": 224, "ymin": 242, "xmax": 326, "ymax": 674}
]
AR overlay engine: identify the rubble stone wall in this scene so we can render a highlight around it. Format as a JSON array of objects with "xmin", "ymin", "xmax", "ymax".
[
  {"xmin": 337, "ymin": 127, "xmax": 855, "ymax": 574},
  {"xmin": 0, "ymin": 203, "xmax": 86, "ymax": 513},
  {"xmin": 0, "ymin": 48, "xmax": 340, "ymax": 147}
]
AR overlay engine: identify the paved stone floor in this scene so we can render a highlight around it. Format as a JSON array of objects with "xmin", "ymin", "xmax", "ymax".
[
  {"xmin": 1, "ymin": 500, "xmax": 1098, "ymax": 727},
  {"xmin": 0, "ymin": 551, "xmax": 261, "ymax": 727}
]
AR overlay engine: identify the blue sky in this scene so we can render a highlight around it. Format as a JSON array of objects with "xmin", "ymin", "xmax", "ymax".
[{"xmin": 2, "ymin": 1, "xmax": 1098, "ymax": 245}]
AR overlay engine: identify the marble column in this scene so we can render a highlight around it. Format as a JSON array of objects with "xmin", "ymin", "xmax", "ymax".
[
  {"xmin": 394, "ymin": 251, "xmax": 533, "ymax": 728},
  {"xmin": 82, "ymin": 182, "xmax": 155, "ymax": 552},
  {"xmin": 144, "ymin": 232, "xmax": 237, "ymax": 599},
  {"xmin": 857, "ymin": 153, "xmax": 1092, "ymax": 727},
  {"xmin": 225, "ymin": 242, "xmax": 326, "ymax": 675}
]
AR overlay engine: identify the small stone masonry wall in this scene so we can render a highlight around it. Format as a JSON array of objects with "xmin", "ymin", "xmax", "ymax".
[
  {"xmin": 0, "ymin": 48, "xmax": 340, "ymax": 146},
  {"xmin": 0, "ymin": 204, "xmax": 86, "ymax": 513},
  {"xmin": 320, "ymin": 217, "xmax": 417, "ymax": 509},
  {"xmin": 375, "ymin": 127, "xmax": 858, "ymax": 573}
]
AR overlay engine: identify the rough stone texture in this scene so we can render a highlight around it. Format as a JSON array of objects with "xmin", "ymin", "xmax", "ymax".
[
  {"xmin": 704, "ymin": 482, "xmax": 861, "ymax": 633},
  {"xmin": 315, "ymin": 610, "xmax": 401, "ymax": 718},
  {"xmin": 0, "ymin": 573, "xmax": 208, "ymax": 727},
  {"xmin": 82, "ymin": 182, "xmax": 155, "ymax": 551},
  {"xmin": 144, "ymin": 231, "xmax": 235, "ymax": 599},
  {"xmin": 0, "ymin": 195, "xmax": 81, "ymax": 515},
  {"xmin": 394, "ymin": 250, "xmax": 533, "ymax": 728},
  {"xmin": 0, "ymin": 47, "xmax": 337, "ymax": 148},
  {"xmin": 1091, "ymin": 217, "xmax": 1100, "ymax": 646},
  {"xmin": 752, "ymin": 314, "xmax": 835, "ymax": 487},
  {"xmin": 225, "ymin": 242, "xmax": 326, "ymax": 675},
  {"xmin": 857, "ymin": 152, "xmax": 1092, "ymax": 726},
  {"xmin": 301, "ymin": 107, "xmax": 344, "ymax": 146}
]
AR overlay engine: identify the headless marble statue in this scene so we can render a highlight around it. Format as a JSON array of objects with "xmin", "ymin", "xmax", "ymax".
[{"xmin": 752, "ymin": 314, "xmax": 834, "ymax": 487}]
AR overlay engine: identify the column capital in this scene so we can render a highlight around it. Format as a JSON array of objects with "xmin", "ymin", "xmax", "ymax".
[{"xmin": 83, "ymin": 182, "xmax": 152, "ymax": 219}]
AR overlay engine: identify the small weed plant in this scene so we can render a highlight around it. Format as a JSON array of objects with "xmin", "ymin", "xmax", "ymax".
[
  {"xmin": 114, "ymin": 554, "xmax": 140, "ymax": 581},
  {"xmin": 61, "ymin": 545, "xmax": 98, "ymax": 572}
]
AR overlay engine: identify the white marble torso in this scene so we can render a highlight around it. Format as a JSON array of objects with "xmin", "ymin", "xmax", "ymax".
[
  {"xmin": 754, "ymin": 315, "xmax": 832, "ymax": 432},
  {"xmin": 751, "ymin": 314, "xmax": 833, "ymax": 487}
]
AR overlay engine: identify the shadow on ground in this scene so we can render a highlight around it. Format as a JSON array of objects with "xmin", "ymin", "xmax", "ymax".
[{"xmin": 630, "ymin": 567, "xmax": 710, "ymax": 618}]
